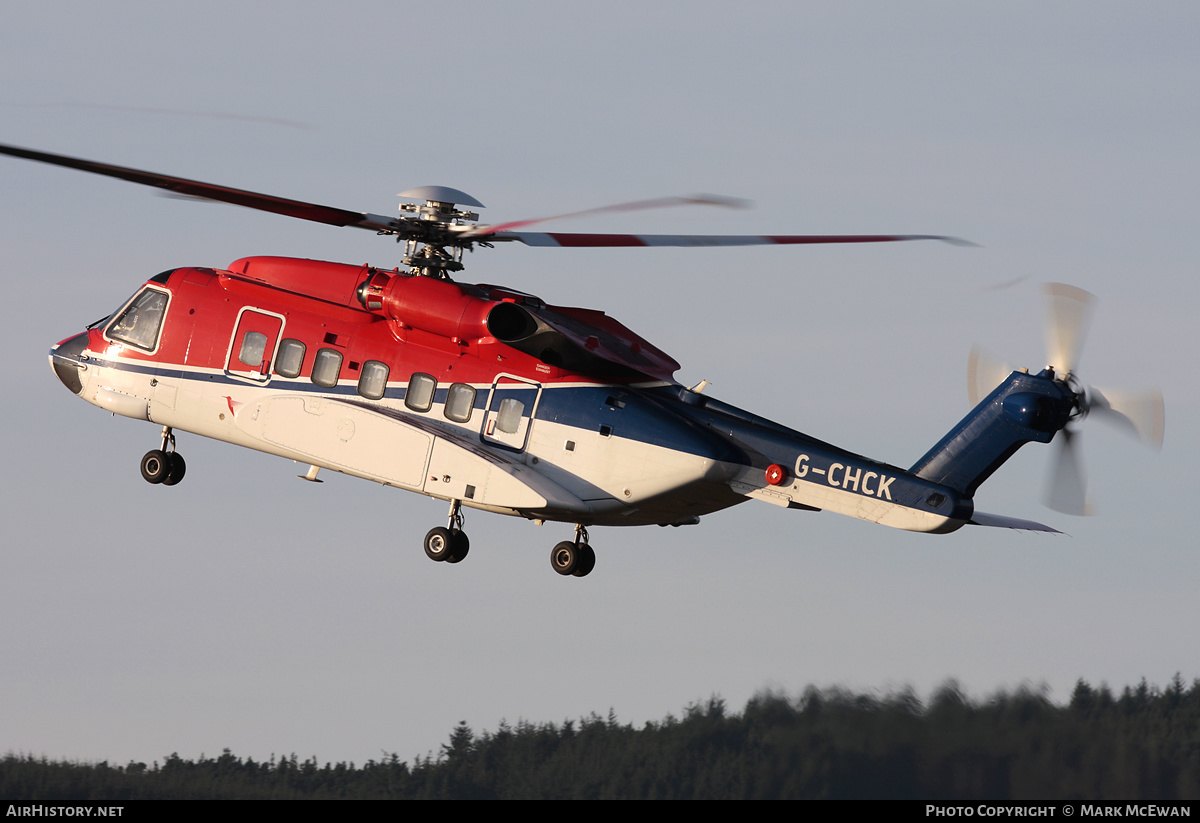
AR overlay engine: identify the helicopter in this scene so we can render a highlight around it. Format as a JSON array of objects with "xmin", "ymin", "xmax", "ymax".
[{"xmin": 4, "ymin": 143, "xmax": 1164, "ymax": 578}]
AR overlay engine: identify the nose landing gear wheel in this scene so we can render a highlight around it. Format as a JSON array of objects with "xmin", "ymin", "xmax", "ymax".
[
  {"xmin": 140, "ymin": 450, "xmax": 170, "ymax": 484},
  {"xmin": 163, "ymin": 453, "xmax": 186, "ymax": 486},
  {"xmin": 142, "ymin": 427, "xmax": 185, "ymax": 486}
]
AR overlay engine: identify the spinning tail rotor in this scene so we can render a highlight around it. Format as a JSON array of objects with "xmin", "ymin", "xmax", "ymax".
[{"xmin": 967, "ymin": 283, "xmax": 1164, "ymax": 515}]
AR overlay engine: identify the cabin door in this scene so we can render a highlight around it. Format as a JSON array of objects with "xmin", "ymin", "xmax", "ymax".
[
  {"xmin": 481, "ymin": 374, "xmax": 542, "ymax": 452},
  {"xmin": 225, "ymin": 308, "xmax": 284, "ymax": 384}
]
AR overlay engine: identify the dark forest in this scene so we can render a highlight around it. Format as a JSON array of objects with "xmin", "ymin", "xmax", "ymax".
[{"xmin": 4, "ymin": 678, "xmax": 1199, "ymax": 800}]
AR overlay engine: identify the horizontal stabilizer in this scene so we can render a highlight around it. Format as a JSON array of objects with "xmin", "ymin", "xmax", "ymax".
[{"xmin": 968, "ymin": 511, "xmax": 1061, "ymax": 533}]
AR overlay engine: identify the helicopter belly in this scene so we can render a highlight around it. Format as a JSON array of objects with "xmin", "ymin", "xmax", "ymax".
[
  {"xmin": 424, "ymin": 434, "xmax": 589, "ymax": 515},
  {"xmin": 236, "ymin": 394, "xmax": 433, "ymax": 488},
  {"xmin": 523, "ymin": 414, "xmax": 738, "ymax": 523},
  {"xmin": 220, "ymin": 391, "xmax": 586, "ymax": 514}
]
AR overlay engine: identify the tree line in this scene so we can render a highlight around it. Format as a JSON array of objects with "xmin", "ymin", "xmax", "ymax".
[{"xmin": 3, "ymin": 677, "xmax": 1199, "ymax": 799}]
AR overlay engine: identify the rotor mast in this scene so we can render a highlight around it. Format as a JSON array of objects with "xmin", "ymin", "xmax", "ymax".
[{"xmin": 396, "ymin": 186, "xmax": 484, "ymax": 280}]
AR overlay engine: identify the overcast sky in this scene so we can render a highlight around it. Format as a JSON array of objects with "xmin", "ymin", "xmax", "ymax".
[{"xmin": 2, "ymin": 1, "xmax": 1197, "ymax": 766}]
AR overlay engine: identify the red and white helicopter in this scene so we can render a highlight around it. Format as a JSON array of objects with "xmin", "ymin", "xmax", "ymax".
[{"xmin": 5, "ymin": 144, "xmax": 1164, "ymax": 577}]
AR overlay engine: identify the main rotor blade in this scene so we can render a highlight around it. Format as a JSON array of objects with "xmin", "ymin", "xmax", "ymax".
[
  {"xmin": 0, "ymin": 143, "xmax": 399, "ymax": 233},
  {"xmin": 1043, "ymin": 282, "xmax": 1094, "ymax": 376},
  {"xmin": 469, "ymin": 194, "xmax": 750, "ymax": 236},
  {"xmin": 1045, "ymin": 428, "xmax": 1093, "ymax": 515},
  {"xmin": 966, "ymin": 346, "xmax": 1013, "ymax": 407},
  {"xmin": 494, "ymin": 232, "xmax": 970, "ymax": 248},
  {"xmin": 1088, "ymin": 386, "xmax": 1165, "ymax": 448}
]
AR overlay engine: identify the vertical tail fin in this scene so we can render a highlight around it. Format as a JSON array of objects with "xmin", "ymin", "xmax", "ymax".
[{"xmin": 910, "ymin": 369, "xmax": 1076, "ymax": 498}]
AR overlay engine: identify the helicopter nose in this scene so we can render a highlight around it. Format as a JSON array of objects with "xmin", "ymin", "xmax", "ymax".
[{"xmin": 49, "ymin": 332, "xmax": 90, "ymax": 395}]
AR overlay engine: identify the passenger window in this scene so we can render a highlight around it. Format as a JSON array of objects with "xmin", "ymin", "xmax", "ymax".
[
  {"xmin": 238, "ymin": 332, "xmax": 268, "ymax": 369},
  {"xmin": 275, "ymin": 339, "xmax": 306, "ymax": 378},
  {"xmin": 312, "ymin": 348, "xmax": 343, "ymax": 388},
  {"xmin": 107, "ymin": 288, "xmax": 168, "ymax": 351},
  {"xmin": 444, "ymin": 383, "xmax": 476, "ymax": 423},
  {"xmin": 496, "ymin": 397, "xmax": 525, "ymax": 433},
  {"xmin": 405, "ymin": 373, "xmax": 436, "ymax": 412},
  {"xmin": 358, "ymin": 360, "xmax": 389, "ymax": 400}
]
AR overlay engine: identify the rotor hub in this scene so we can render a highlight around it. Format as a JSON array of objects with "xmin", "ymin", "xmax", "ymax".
[{"xmin": 393, "ymin": 187, "xmax": 485, "ymax": 278}]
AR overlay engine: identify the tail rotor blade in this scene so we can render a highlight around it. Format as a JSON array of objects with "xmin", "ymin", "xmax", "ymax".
[
  {"xmin": 1045, "ymin": 428, "xmax": 1093, "ymax": 515},
  {"xmin": 967, "ymin": 346, "xmax": 1012, "ymax": 406},
  {"xmin": 1088, "ymin": 386, "xmax": 1165, "ymax": 448},
  {"xmin": 1043, "ymin": 283, "xmax": 1094, "ymax": 376}
]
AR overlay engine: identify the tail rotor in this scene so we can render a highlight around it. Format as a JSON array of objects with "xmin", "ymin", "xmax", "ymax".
[{"xmin": 968, "ymin": 283, "xmax": 1164, "ymax": 515}]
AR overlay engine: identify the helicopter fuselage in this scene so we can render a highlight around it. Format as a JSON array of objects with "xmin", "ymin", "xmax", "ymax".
[{"xmin": 49, "ymin": 256, "xmax": 1006, "ymax": 540}]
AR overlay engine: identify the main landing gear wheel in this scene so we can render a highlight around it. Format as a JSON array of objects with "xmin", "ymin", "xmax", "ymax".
[
  {"xmin": 425, "ymin": 526, "xmax": 470, "ymax": 563},
  {"xmin": 572, "ymin": 544, "xmax": 596, "ymax": 578},
  {"xmin": 551, "ymin": 541, "xmax": 580, "ymax": 575},
  {"xmin": 551, "ymin": 539, "xmax": 596, "ymax": 577},
  {"xmin": 552, "ymin": 525, "xmax": 596, "ymax": 577}
]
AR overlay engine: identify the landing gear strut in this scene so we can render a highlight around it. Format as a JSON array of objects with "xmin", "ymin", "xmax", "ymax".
[
  {"xmin": 140, "ymin": 426, "xmax": 186, "ymax": 486},
  {"xmin": 424, "ymin": 499, "xmax": 470, "ymax": 564},
  {"xmin": 551, "ymin": 525, "xmax": 596, "ymax": 577}
]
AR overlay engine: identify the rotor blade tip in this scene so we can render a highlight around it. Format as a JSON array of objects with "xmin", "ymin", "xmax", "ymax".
[
  {"xmin": 939, "ymin": 236, "xmax": 980, "ymax": 247},
  {"xmin": 688, "ymin": 193, "xmax": 752, "ymax": 209},
  {"xmin": 1044, "ymin": 282, "xmax": 1095, "ymax": 304}
]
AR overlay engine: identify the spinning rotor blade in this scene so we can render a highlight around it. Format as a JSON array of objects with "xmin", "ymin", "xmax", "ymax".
[
  {"xmin": 469, "ymin": 194, "xmax": 750, "ymax": 236},
  {"xmin": 1, "ymin": 141, "xmax": 970, "ymax": 267},
  {"xmin": 1088, "ymin": 386, "xmax": 1165, "ymax": 448},
  {"xmin": 966, "ymin": 346, "xmax": 1013, "ymax": 406},
  {"xmin": 1046, "ymin": 428, "xmax": 1093, "ymax": 515},
  {"xmin": 0, "ymin": 143, "xmax": 399, "ymax": 233},
  {"xmin": 495, "ymin": 231, "xmax": 968, "ymax": 248},
  {"xmin": 1043, "ymin": 283, "xmax": 1094, "ymax": 375}
]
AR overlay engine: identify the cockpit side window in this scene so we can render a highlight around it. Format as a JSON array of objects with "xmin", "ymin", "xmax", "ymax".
[{"xmin": 106, "ymin": 288, "xmax": 169, "ymax": 352}]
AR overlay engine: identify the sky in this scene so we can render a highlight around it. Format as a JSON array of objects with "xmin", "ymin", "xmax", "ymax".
[{"xmin": 2, "ymin": 1, "xmax": 1198, "ymax": 767}]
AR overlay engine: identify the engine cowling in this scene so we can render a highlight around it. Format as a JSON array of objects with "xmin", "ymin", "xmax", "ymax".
[{"xmin": 353, "ymin": 267, "xmax": 537, "ymax": 343}]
